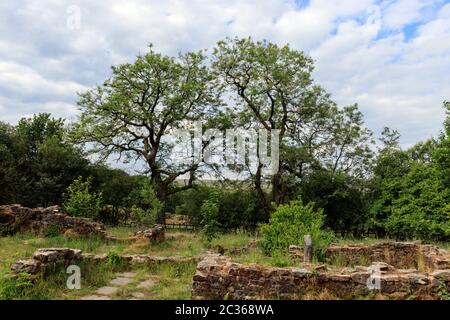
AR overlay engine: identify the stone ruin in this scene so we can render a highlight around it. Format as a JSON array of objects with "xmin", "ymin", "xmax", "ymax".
[
  {"xmin": 192, "ymin": 242, "xmax": 450, "ymax": 300},
  {"xmin": 11, "ymin": 248, "xmax": 201, "ymax": 276},
  {"xmin": 134, "ymin": 224, "xmax": 165, "ymax": 243},
  {"xmin": 11, "ymin": 248, "xmax": 84, "ymax": 275},
  {"xmin": 0, "ymin": 204, "xmax": 107, "ymax": 238}
]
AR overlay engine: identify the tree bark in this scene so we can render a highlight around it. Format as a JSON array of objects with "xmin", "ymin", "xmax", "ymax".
[
  {"xmin": 254, "ymin": 162, "xmax": 271, "ymax": 215},
  {"xmin": 271, "ymin": 171, "xmax": 283, "ymax": 205}
]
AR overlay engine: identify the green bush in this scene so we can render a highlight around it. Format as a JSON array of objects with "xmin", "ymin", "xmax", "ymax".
[
  {"xmin": 171, "ymin": 185, "xmax": 268, "ymax": 231},
  {"xmin": 105, "ymin": 250, "xmax": 123, "ymax": 268},
  {"xmin": 129, "ymin": 180, "xmax": 161, "ymax": 227},
  {"xmin": 63, "ymin": 176, "xmax": 102, "ymax": 219},
  {"xmin": 374, "ymin": 162, "xmax": 450, "ymax": 241},
  {"xmin": 260, "ymin": 199, "xmax": 334, "ymax": 260},
  {"xmin": 201, "ymin": 190, "xmax": 221, "ymax": 242}
]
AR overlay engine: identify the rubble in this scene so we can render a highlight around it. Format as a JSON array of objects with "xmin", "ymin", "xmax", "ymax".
[
  {"xmin": 0, "ymin": 204, "xmax": 106, "ymax": 238},
  {"xmin": 134, "ymin": 224, "xmax": 165, "ymax": 243}
]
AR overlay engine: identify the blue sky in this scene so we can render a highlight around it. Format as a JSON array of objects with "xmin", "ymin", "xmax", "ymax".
[{"xmin": 0, "ymin": 0, "xmax": 449, "ymax": 148}]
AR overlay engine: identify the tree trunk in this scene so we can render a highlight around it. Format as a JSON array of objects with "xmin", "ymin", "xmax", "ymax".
[
  {"xmin": 153, "ymin": 177, "xmax": 168, "ymax": 225},
  {"xmin": 271, "ymin": 171, "xmax": 283, "ymax": 205},
  {"xmin": 156, "ymin": 198, "xmax": 167, "ymax": 225},
  {"xmin": 254, "ymin": 163, "xmax": 270, "ymax": 215}
]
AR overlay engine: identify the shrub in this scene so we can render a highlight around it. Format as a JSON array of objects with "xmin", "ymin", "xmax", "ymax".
[
  {"xmin": 374, "ymin": 163, "xmax": 450, "ymax": 241},
  {"xmin": 105, "ymin": 250, "xmax": 123, "ymax": 268},
  {"xmin": 260, "ymin": 199, "xmax": 334, "ymax": 260},
  {"xmin": 172, "ymin": 185, "xmax": 268, "ymax": 231},
  {"xmin": 129, "ymin": 180, "xmax": 161, "ymax": 227},
  {"xmin": 201, "ymin": 190, "xmax": 221, "ymax": 242},
  {"xmin": 63, "ymin": 176, "xmax": 102, "ymax": 219}
]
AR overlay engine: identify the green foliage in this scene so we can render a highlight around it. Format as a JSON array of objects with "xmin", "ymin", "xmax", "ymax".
[
  {"xmin": 63, "ymin": 177, "xmax": 102, "ymax": 219},
  {"xmin": 382, "ymin": 163, "xmax": 450, "ymax": 241},
  {"xmin": 172, "ymin": 185, "xmax": 268, "ymax": 231},
  {"xmin": 129, "ymin": 180, "xmax": 161, "ymax": 227},
  {"xmin": 0, "ymin": 114, "xmax": 89, "ymax": 207},
  {"xmin": 170, "ymin": 185, "xmax": 210, "ymax": 225},
  {"xmin": 298, "ymin": 170, "xmax": 370, "ymax": 236},
  {"xmin": 0, "ymin": 42, "xmax": 447, "ymax": 244},
  {"xmin": 370, "ymin": 103, "xmax": 450, "ymax": 241},
  {"xmin": 71, "ymin": 45, "xmax": 220, "ymax": 223},
  {"xmin": 201, "ymin": 190, "xmax": 221, "ymax": 242},
  {"xmin": 105, "ymin": 250, "xmax": 123, "ymax": 268},
  {"xmin": 433, "ymin": 101, "xmax": 450, "ymax": 187},
  {"xmin": 260, "ymin": 199, "xmax": 334, "ymax": 259},
  {"xmin": 212, "ymin": 37, "xmax": 374, "ymax": 212},
  {"xmin": 438, "ymin": 281, "xmax": 450, "ymax": 300},
  {"xmin": 16, "ymin": 113, "xmax": 64, "ymax": 154},
  {"xmin": 0, "ymin": 274, "xmax": 34, "ymax": 300},
  {"xmin": 92, "ymin": 166, "xmax": 138, "ymax": 225}
]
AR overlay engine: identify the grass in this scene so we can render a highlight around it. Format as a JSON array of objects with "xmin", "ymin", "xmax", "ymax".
[
  {"xmin": 210, "ymin": 231, "xmax": 255, "ymax": 249},
  {"xmin": 335, "ymin": 236, "xmax": 450, "ymax": 250},
  {"xmin": 106, "ymin": 226, "xmax": 141, "ymax": 238},
  {"xmin": 123, "ymin": 232, "xmax": 203, "ymax": 257},
  {"xmin": 233, "ymin": 247, "xmax": 298, "ymax": 267},
  {"xmin": 0, "ymin": 257, "xmax": 125, "ymax": 300},
  {"xmin": 0, "ymin": 228, "xmax": 257, "ymax": 300},
  {"xmin": 1, "ymin": 228, "xmax": 449, "ymax": 300},
  {"xmin": 141, "ymin": 262, "xmax": 197, "ymax": 300},
  {"xmin": 122, "ymin": 230, "xmax": 256, "ymax": 257},
  {"xmin": 333, "ymin": 237, "xmax": 394, "ymax": 245}
]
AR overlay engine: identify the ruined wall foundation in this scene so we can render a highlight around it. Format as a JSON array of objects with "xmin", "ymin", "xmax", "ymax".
[
  {"xmin": 0, "ymin": 204, "xmax": 107, "ymax": 238},
  {"xmin": 192, "ymin": 242, "xmax": 450, "ymax": 300}
]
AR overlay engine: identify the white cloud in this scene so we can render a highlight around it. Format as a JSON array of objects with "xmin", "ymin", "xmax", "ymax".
[
  {"xmin": 382, "ymin": 0, "xmax": 438, "ymax": 29},
  {"xmin": 0, "ymin": 62, "xmax": 86, "ymax": 96},
  {"xmin": 0, "ymin": 96, "xmax": 79, "ymax": 124},
  {"xmin": 0, "ymin": 0, "xmax": 448, "ymax": 147}
]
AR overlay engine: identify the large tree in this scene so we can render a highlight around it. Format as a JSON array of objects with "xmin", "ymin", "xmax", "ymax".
[
  {"xmin": 212, "ymin": 37, "xmax": 318, "ymax": 209},
  {"xmin": 212, "ymin": 38, "xmax": 374, "ymax": 209},
  {"xmin": 71, "ymin": 46, "xmax": 219, "ymax": 223}
]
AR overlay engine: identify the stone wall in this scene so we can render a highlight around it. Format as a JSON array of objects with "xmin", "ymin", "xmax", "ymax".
[
  {"xmin": 0, "ymin": 204, "xmax": 107, "ymax": 238},
  {"xmin": 287, "ymin": 241, "xmax": 450, "ymax": 271},
  {"xmin": 11, "ymin": 248, "xmax": 201, "ymax": 276},
  {"xmin": 193, "ymin": 242, "xmax": 450, "ymax": 300},
  {"xmin": 325, "ymin": 242, "xmax": 421, "ymax": 269}
]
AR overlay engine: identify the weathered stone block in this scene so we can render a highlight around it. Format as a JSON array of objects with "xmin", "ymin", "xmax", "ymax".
[{"xmin": 134, "ymin": 224, "xmax": 165, "ymax": 243}]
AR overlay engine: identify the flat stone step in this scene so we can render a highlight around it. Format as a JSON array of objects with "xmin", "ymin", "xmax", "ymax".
[
  {"xmin": 137, "ymin": 279, "xmax": 155, "ymax": 289},
  {"xmin": 96, "ymin": 286, "xmax": 120, "ymax": 296},
  {"xmin": 80, "ymin": 295, "xmax": 111, "ymax": 300},
  {"xmin": 110, "ymin": 277, "xmax": 133, "ymax": 286},
  {"xmin": 131, "ymin": 292, "xmax": 146, "ymax": 299}
]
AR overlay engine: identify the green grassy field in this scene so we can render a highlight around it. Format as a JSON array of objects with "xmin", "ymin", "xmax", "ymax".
[
  {"xmin": 0, "ymin": 228, "xmax": 257, "ymax": 300},
  {"xmin": 1, "ymin": 229, "xmax": 448, "ymax": 300}
]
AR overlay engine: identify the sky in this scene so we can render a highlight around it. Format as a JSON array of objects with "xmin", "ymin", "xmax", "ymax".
[{"xmin": 0, "ymin": 0, "xmax": 449, "ymax": 148}]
